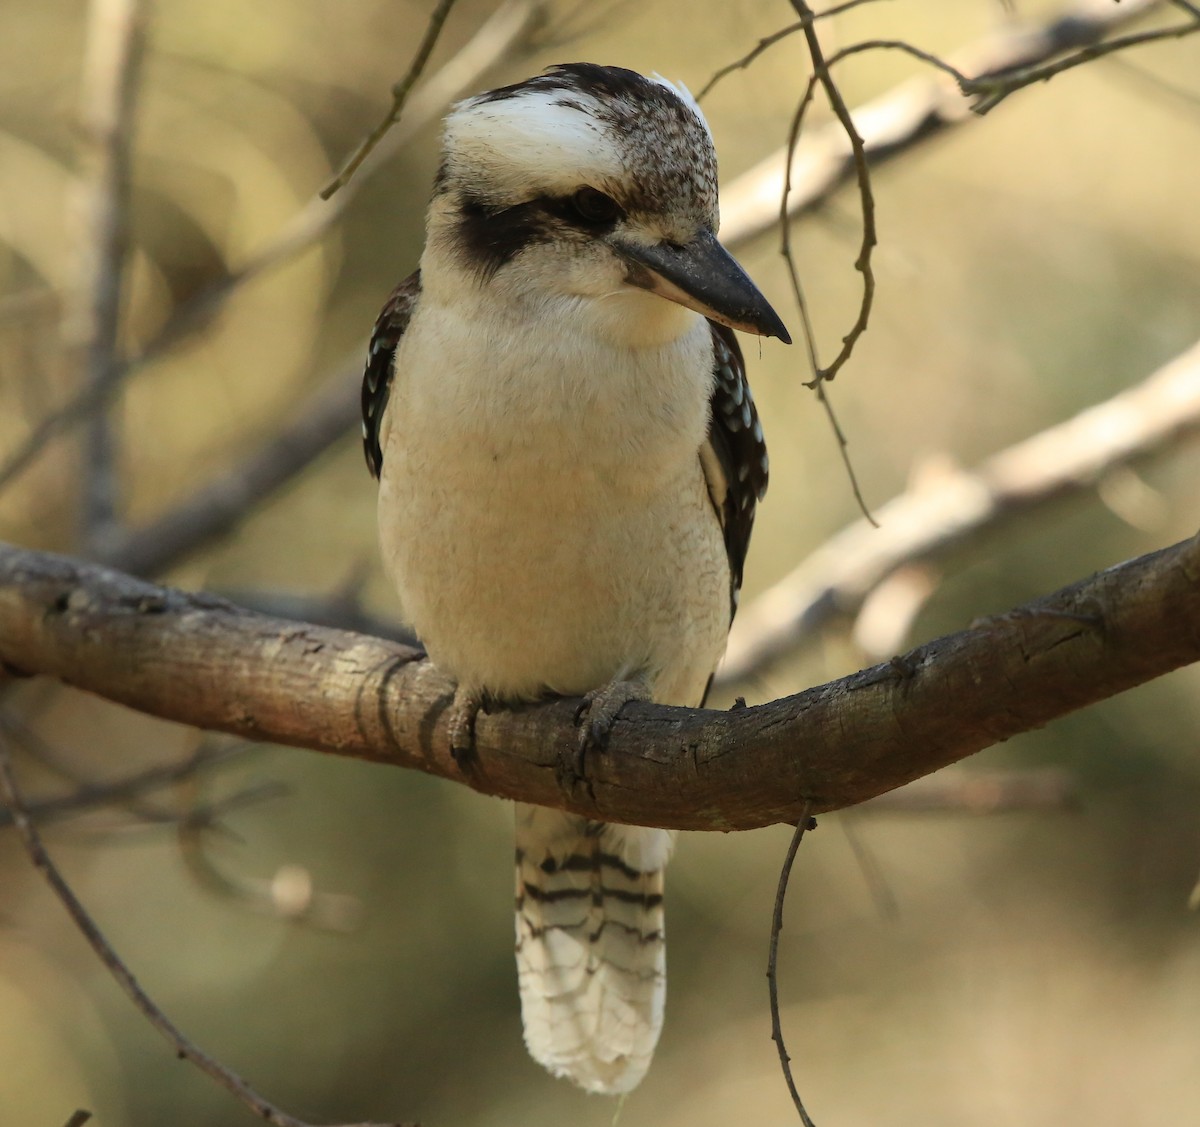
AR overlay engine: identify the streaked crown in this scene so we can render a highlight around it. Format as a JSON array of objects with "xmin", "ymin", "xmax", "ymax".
[{"xmin": 440, "ymin": 63, "xmax": 719, "ymax": 236}]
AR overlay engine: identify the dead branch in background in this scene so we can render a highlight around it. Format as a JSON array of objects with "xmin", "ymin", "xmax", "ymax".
[
  {"xmin": 67, "ymin": 0, "xmax": 148, "ymax": 554},
  {"xmin": 720, "ymin": 337, "xmax": 1200, "ymax": 686},
  {"xmin": 0, "ymin": 0, "xmax": 543, "ymax": 499},
  {"xmin": 963, "ymin": 1, "xmax": 1200, "ymax": 114},
  {"xmin": 0, "ymin": 699, "xmax": 364, "ymax": 929},
  {"xmin": 0, "ymin": 533, "xmax": 1196, "ymax": 830},
  {"xmin": 0, "ymin": 734, "xmax": 412, "ymax": 1127},
  {"xmin": 720, "ymin": 0, "xmax": 1177, "ymax": 248},
  {"xmin": 0, "ymin": 720, "xmax": 242, "ymax": 828}
]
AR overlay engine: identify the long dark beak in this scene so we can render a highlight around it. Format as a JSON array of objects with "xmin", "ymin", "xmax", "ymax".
[{"xmin": 615, "ymin": 229, "xmax": 791, "ymax": 344}]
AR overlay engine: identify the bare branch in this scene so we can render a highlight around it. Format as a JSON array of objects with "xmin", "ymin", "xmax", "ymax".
[
  {"xmin": 722, "ymin": 0, "xmax": 1169, "ymax": 248},
  {"xmin": 0, "ymin": 736, "xmax": 414, "ymax": 1127},
  {"xmin": 785, "ymin": 1, "xmax": 877, "ymax": 386},
  {"xmin": 0, "ymin": 532, "xmax": 1196, "ymax": 830},
  {"xmin": 721, "ymin": 337, "xmax": 1200, "ymax": 685},
  {"xmin": 774, "ymin": 5, "xmax": 880, "ymax": 523},
  {"xmin": 0, "ymin": 0, "xmax": 541, "ymax": 498},
  {"xmin": 320, "ymin": 0, "xmax": 461, "ymax": 199},
  {"xmin": 698, "ymin": 0, "xmax": 890, "ymax": 101},
  {"xmin": 67, "ymin": 0, "xmax": 149, "ymax": 552},
  {"xmin": 810, "ymin": 348, "xmax": 877, "ymax": 525},
  {"xmin": 963, "ymin": 8, "xmax": 1200, "ymax": 114},
  {"xmin": 0, "ymin": 722, "xmax": 243, "ymax": 828},
  {"xmin": 768, "ymin": 804, "xmax": 819, "ymax": 1127}
]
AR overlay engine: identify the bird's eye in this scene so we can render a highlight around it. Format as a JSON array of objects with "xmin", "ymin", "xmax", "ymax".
[{"xmin": 569, "ymin": 187, "xmax": 621, "ymax": 226}]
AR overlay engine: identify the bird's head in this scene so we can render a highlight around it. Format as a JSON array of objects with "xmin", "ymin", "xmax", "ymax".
[{"xmin": 425, "ymin": 63, "xmax": 791, "ymax": 347}]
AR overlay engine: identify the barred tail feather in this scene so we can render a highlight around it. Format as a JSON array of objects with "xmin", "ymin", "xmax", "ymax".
[{"xmin": 514, "ymin": 802, "xmax": 674, "ymax": 1094}]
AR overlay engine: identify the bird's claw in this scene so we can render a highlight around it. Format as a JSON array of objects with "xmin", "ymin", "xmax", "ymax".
[
  {"xmin": 560, "ymin": 677, "xmax": 652, "ymax": 797},
  {"xmin": 448, "ymin": 684, "xmax": 485, "ymax": 772}
]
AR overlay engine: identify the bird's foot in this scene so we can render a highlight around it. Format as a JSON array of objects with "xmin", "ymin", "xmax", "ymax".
[
  {"xmin": 561, "ymin": 676, "xmax": 652, "ymax": 797},
  {"xmin": 448, "ymin": 684, "xmax": 487, "ymax": 772}
]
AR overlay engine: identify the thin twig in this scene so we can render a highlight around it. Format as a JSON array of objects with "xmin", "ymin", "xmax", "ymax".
[
  {"xmin": 820, "ymin": 36, "xmax": 969, "ymax": 85},
  {"xmin": 721, "ymin": 0, "xmax": 1168, "ymax": 248},
  {"xmin": 0, "ymin": 734, "xmax": 412, "ymax": 1123},
  {"xmin": 320, "ymin": 0, "xmax": 460, "ymax": 199},
  {"xmin": 779, "ymin": 2, "xmax": 879, "ymax": 522},
  {"xmin": 0, "ymin": 706, "xmax": 357, "ymax": 927},
  {"xmin": 0, "ymin": 721, "xmax": 246, "ymax": 829},
  {"xmin": 812, "ymin": 377, "xmax": 877, "ymax": 526},
  {"xmin": 768, "ymin": 802, "xmax": 818, "ymax": 1127},
  {"xmin": 778, "ymin": 74, "xmax": 824, "ymax": 378},
  {"xmin": 964, "ymin": 12, "xmax": 1200, "ymax": 114},
  {"xmin": 787, "ymin": 1, "xmax": 877, "ymax": 385},
  {"xmin": 698, "ymin": 0, "xmax": 890, "ymax": 100},
  {"xmin": 69, "ymin": 0, "xmax": 149, "ymax": 553},
  {"xmin": 0, "ymin": 735, "xmax": 413, "ymax": 1127}
]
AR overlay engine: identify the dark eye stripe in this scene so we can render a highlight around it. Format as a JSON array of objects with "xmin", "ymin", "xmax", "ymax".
[
  {"xmin": 454, "ymin": 194, "xmax": 557, "ymax": 280},
  {"xmin": 453, "ymin": 190, "xmax": 626, "ymax": 279}
]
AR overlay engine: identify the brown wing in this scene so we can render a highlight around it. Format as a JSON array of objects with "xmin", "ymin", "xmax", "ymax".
[
  {"xmin": 362, "ymin": 270, "xmax": 421, "ymax": 479},
  {"xmin": 699, "ymin": 320, "xmax": 769, "ymax": 620}
]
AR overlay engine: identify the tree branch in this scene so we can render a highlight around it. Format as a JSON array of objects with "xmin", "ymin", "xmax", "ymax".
[
  {"xmin": 785, "ymin": 0, "xmax": 877, "ymax": 386},
  {"xmin": 721, "ymin": 337, "xmax": 1200, "ymax": 685},
  {"xmin": 68, "ymin": 0, "xmax": 149, "ymax": 552},
  {"xmin": 721, "ymin": 0, "xmax": 1169, "ymax": 248},
  {"xmin": 0, "ymin": 535, "xmax": 1196, "ymax": 831},
  {"xmin": 962, "ymin": 6, "xmax": 1200, "ymax": 115}
]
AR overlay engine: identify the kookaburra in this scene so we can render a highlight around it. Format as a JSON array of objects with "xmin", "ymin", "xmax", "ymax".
[{"xmin": 361, "ymin": 63, "xmax": 789, "ymax": 1095}]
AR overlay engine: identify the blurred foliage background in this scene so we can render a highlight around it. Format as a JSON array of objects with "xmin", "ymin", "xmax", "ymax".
[{"xmin": 1, "ymin": 0, "xmax": 1199, "ymax": 1124}]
